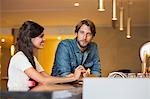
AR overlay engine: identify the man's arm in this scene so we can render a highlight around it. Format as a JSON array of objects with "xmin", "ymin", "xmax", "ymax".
[
  {"xmin": 52, "ymin": 41, "xmax": 72, "ymax": 77},
  {"xmin": 90, "ymin": 44, "xmax": 101, "ymax": 77}
]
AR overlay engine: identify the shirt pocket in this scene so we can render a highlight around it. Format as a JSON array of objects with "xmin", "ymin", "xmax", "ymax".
[
  {"xmin": 70, "ymin": 58, "xmax": 77, "ymax": 69},
  {"xmin": 84, "ymin": 62, "xmax": 93, "ymax": 68}
]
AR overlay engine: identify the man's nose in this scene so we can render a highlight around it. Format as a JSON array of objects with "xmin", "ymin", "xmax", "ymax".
[{"xmin": 83, "ymin": 34, "xmax": 87, "ymax": 40}]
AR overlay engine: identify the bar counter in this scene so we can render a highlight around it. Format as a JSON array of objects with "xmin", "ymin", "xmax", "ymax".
[{"xmin": 1, "ymin": 83, "xmax": 82, "ymax": 99}]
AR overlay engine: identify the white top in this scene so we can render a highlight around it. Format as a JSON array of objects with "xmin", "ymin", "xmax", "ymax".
[
  {"xmin": 140, "ymin": 42, "xmax": 150, "ymax": 62},
  {"xmin": 7, "ymin": 51, "xmax": 44, "ymax": 91}
]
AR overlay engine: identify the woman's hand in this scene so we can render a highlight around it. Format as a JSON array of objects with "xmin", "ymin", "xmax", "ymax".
[{"xmin": 73, "ymin": 65, "xmax": 86, "ymax": 80}]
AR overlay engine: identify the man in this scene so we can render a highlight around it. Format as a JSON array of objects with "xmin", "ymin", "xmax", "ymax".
[{"xmin": 51, "ymin": 19, "xmax": 101, "ymax": 77}]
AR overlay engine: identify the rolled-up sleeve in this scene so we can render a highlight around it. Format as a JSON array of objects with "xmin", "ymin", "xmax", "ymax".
[{"xmin": 90, "ymin": 44, "xmax": 101, "ymax": 77}]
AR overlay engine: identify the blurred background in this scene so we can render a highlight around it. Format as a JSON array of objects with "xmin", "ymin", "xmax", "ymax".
[{"xmin": 0, "ymin": 0, "xmax": 150, "ymax": 91}]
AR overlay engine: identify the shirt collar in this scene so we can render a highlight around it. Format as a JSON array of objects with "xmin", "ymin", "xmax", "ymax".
[
  {"xmin": 73, "ymin": 38, "xmax": 80, "ymax": 53},
  {"xmin": 73, "ymin": 38, "xmax": 90, "ymax": 53}
]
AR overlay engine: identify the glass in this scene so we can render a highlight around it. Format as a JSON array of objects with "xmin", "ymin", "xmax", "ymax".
[
  {"xmin": 127, "ymin": 73, "xmax": 136, "ymax": 78},
  {"xmin": 145, "ymin": 73, "xmax": 150, "ymax": 78},
  {"xmin": 137, "ymin": 73, "xmax": 145, "ymax": 78}
]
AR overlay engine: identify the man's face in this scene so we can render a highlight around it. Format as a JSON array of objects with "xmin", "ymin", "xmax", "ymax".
[{"xmin": 76, "ymin": 24, "xmax": 94, "ymax": 49}]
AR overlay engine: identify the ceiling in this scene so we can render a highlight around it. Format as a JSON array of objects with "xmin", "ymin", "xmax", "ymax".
[{"xmin": 0, "ymin": 0, "xmax": 149, "ymax": 28}]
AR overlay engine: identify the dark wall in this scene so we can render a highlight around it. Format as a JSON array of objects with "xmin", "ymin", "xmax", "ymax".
[{"xmin": 94, "ymin": 26, "xmax": 149, "ymax": 76}]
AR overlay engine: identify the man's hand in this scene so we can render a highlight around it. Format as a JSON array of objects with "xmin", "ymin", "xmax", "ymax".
[
  {"xmin": 65, "ymin": 65, "xmax": 90, "ymax": 81},
  {"xmin": 76, "ymin": 65, "xmax": 91, "ymax": 79},
  {"xmin": 82, "ymin": 69, "xmax": 90, "ymax": 77},
  {"xmin": 72, "ymin": 65, "xmax": 86, "ymax": 80}
]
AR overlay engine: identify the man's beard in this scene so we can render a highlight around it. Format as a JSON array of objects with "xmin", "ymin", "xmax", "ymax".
[{"xmin": 77, "ymin": 40, "xmax": 88, "ymax": 49}]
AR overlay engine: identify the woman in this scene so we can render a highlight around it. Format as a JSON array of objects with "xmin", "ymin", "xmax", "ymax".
[{"xmin": 7, "ymin": 21, "xmax": 84, "ymax": 91}]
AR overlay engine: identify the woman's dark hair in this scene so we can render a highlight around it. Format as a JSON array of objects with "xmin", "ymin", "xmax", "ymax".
[
  {"xmin": 75, "ymin": 19, "xmax": 96, "ymax": 36},
  {"xmin": 17, "ymin": 21, "xmax": 44, "ymax": 69}
]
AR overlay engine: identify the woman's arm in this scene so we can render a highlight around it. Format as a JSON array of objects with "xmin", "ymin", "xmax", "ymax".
[
  {"xmin": 40, "ymin": 71, "xmax": 50, "ymax": 77},
  {"xmin": 24, "ymin": 66, "xmax": 83, "ymax": 85}
]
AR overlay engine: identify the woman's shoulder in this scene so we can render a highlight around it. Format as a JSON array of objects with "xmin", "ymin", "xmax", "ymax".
[
  {"xmin": 14, "ymin": 51, "xmax": 24, "ymax": 56},
  {"xmin": 11, "ymin": 51, "xmax": 26, "ymax": 60}
]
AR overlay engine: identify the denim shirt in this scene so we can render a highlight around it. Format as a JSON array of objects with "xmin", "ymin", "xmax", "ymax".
[{"xmin": 51, "ymin": 38, "xmax": 101, "ymax": 77}]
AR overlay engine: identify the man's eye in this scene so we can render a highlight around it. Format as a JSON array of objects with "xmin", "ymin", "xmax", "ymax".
[
  {"xmin": 79, "ymin": 30, "xmax": 84, "ymax": 34},
  {"xmin": 87, "ymin": 33, "xmax": 93, "ymax": 36}
]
